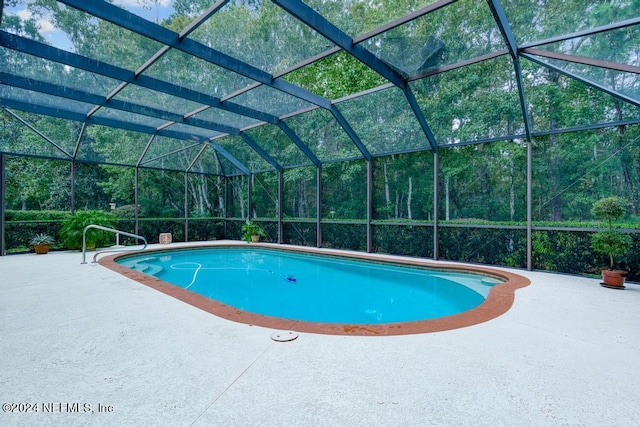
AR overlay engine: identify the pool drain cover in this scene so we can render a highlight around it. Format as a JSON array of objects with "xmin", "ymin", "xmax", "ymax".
[{"xmin": 270, "ymin": 331, "xmax": 298, "ymax": 342}]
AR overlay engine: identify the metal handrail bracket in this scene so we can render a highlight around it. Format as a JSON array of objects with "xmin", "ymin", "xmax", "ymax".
[{"xmin": 82, "ymin": 224, "xmax": 148, "ymax": 264}]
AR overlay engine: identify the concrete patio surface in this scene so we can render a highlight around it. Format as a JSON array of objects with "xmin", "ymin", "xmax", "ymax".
[{"xmin": 1, "ymin": 242, "xmax": 639, "ymax": 426}]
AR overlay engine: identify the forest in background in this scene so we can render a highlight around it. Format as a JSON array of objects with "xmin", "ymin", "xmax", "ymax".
[{"xmin": 1, "ymin": 0, "xmax": 639, "ymax": 277}]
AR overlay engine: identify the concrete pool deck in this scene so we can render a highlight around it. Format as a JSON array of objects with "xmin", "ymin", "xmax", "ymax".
[{"xmin": 1, "ymin": 241, "xmax": 640, "ymax": 426}]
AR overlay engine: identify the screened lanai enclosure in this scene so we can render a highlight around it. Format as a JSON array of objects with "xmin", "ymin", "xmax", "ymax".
[{"xmin": 1, "ymin": 0, "xmax": 639, "ymax": 280}]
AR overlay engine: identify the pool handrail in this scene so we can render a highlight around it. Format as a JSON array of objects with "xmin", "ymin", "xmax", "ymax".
[{"xmin": 82, "ymin": 224, "xmax": 148, "ymax": 264}]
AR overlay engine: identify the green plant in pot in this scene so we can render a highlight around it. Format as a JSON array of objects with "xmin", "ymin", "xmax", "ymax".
[
  {"xmin": 242, "ymin": 220, "xmax": 266, "ymax": 243},
  {"xmin": 590, "ymin": 197, "xmax": 632, "ymax": 288},
  {"xmin": 60, "ymin": 209, "xmax": 116, "ymax": 250},
  {"xmin": 30, "ymin": 233, "xmax": 54, "ymax": 254}
]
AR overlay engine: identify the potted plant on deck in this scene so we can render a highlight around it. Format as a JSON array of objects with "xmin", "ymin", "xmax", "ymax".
[
  {"xmin": 590, "ymin": 197, "xmax": 632, "ymax": 288},
  {"xmin": 30, "ymin": 233, "xmax": 54, "ymax": 254},
  {"xmin": 242, "ymin": 220, "xmax": 266, "ymax": 243}
]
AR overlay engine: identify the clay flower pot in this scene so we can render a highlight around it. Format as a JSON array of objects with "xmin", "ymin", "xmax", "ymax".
[
  {"xmin": 601, "ymin": 269, "xmax": 627, "ymax": 289},
  {"xmin": 33, "ymin": 243, "xmax": 51, "ymax": 255},
  {"xmin": 30, "ymin": 233, "xmax": 54, "ymax": 254}
]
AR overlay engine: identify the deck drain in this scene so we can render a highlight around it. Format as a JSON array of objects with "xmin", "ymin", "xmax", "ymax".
[{"xmin": 270, "ymin": 331, "xmax": 298, "ymax": 342}]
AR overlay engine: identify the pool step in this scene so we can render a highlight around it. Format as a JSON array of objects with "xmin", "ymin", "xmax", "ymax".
[{"xmin": 121, "ymin": 260, "xmax": 163, "ymax": 276}]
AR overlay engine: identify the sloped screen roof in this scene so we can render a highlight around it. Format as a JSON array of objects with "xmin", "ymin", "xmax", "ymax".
[{"xmin": 1, "ymin": 0, "xmax": 639, "ymax": 176}]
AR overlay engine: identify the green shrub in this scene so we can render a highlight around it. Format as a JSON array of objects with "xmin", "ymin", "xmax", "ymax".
[
  {"xmin": 282, "ymin": 222, "xmax": 316, "ymax": 247},
  {"xmin": 112, "ymin": 204, "xmax": 136, "ymax": 218},
  {"xmin": 5, "ymin": 221, "xmax": 64, "ymax": 252},
  {"xmin": 592, "ymin": 230, "xmax": 632, "ymax": 270},
  {"xmin": 241, "ymin": 220, "xmax": 267, "ymax": 242},
  {"xmin": 590, "ymin": 197, "xmax": 632, "ymax": 270},
  {"xmin": 29, "ymin": 233, "xmax": 55, "ymax": 245},
  {"xmin": 591, "ymin": 197, "xmax": 628, "ymax": 227},
  {"xmin": 59, "ymin": 210, "xmax": 116, "ymax": 250},
  {"xmin": 5, "ymin": 210, "xmax": 70, "ymax": 222},
  {"xmin": 137, "ymin": 219, "xmax": 184, "ymax": 243},
  {"xmin": 187, "ymin": 218, "xmax": 224, "ymax": 241},
  {"xmin": 321, "ymin": 223, "xmax": 367, "ymax": 251}
]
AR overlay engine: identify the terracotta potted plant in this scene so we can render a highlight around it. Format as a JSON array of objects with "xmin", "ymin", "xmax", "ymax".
[
  {"xmin": 590, "ymin": 197, "xmax": 632, "ymax": 288},
  {"xmin": 242, "ymin": 220, "xmax": 266, "ymax": 243},
  {"xmin": 30, "ymin": 233, "xmax": 54, "ymax": 254}
]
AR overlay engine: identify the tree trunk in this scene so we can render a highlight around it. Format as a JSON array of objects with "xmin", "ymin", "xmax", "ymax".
[
  {"xmin": 636, "ymin": 156, "xmax": 640, "ymax": 216},
  {"xmin": 201, "ymin": 178, "xmax": 213, "ymax": 213},
  {"xmin": 393, "ymin": 165, "xmax": 399, "ymax": 219},
  {"xmin": 481, "ymin": 164, "xmax": 491, "ymax": 220},
  {"xmin": 300, "ymin": 177, "xmax": 307, "ymax": 217},
  {"xmin": 622, "ymin": 160, "xmax": 635, "ymax": 211},
  {"xmin": 237, "ymin": 179, "xmax": 246, "ymax": 219},
  {"xmin": 548, "ymin": 69, "xmax": 562, "ymax": 221},
  {"xmin": 407, "ymin": 176, "xmax": 413, "ymax": 220},
  {"xmin": 614, "ymin": 98, "xmax": 636, "ymax": 215},
  {"xmin": 383, "ymin": 160, "xmax": 391, "ymax": 218},
  {"xmin": 510, "ymin": 155, "xmax": 515, "ymax": 221},
  {"xmin": 217, "ymin": 176, "xmax": 224, "ymax": 216},
  {"xmin": 445, "ymin": 175, "xmax": 450, "ymax": 221},
  {"xmin": 187, "ymin": 179, "xmax": 201, "ymax": 215}
]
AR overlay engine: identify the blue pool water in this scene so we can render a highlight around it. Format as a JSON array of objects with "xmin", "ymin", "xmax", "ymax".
[{"xmin": 118, "ymin": 247, "xmax": 502, "ymax": 324}]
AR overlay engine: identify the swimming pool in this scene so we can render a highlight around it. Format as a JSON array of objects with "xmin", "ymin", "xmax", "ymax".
[
  {"xmin": 117, "ymin": 246, "xmax": 499, "ymax": 324},
  {"xmin": 103, "ymin": 243, "xmax": 530, "ymax": 335}
]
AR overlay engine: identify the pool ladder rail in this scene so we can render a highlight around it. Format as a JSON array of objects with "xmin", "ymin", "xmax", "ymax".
[{"xmin": 81, "ymin": 224, "xmax": 148, "ymax": 264}]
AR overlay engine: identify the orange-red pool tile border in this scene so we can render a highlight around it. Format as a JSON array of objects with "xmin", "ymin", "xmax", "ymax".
[{"xmin": 98, "ymin": 242, "xmax": 531, "ymax": 336}]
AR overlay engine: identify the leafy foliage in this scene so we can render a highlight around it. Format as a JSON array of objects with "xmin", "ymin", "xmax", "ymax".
[
  {"xmin": 282, "ymin": 222, "xmax": 317, "ymax": 247},
  {"xmin": 591, "ymin": 197, "xmax": 633, "ymax": 269},
  {"xmin": 285, "ymin": 51, "xmax": 387, "ymax": 100},
  {"xmin": 2, "ymin": 0, "xmax": 640, "ymax": 281},
  {"xmin": 187, "ymin": 218, "xmax": 224, "ymax": 242},
  {"xmin": 59, "ymin": 210, "xmax": 116, "ymax": 250},
  {"xmin": 591, "ymin": 197, "xmax": 628, "ymax": 227},
  {"xmin": 5, "ymin": 210, "xmax": 70, "ymax": 222},
  {"xmin": 29, "ymin": 232, "xmax": 54, "ymax": 245},
  {"xmin": 5, "ymin": 221, "xmax": 63, "ymax": 253},
  {"xmin": 241, "ymin": 220, "xmax": 267, "ymax": 243},
  {"xmin": 321, "ymin": 223, "xmax": 367, "ymax": 252},
  {"xmin": 591, "ymin": 230, "xmax": 633, "ymax": 270}
]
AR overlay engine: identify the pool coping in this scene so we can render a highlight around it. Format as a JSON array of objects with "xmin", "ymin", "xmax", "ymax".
[{"xmin": 98, "ymin": 241, "xmax": 531, "ymax": 336}]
